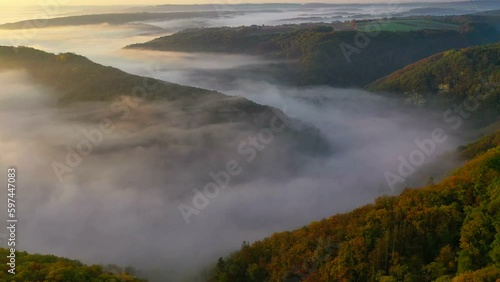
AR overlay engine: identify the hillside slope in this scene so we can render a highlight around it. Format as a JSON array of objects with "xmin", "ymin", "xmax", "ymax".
[
  {"xmin": 367, "ymin": 43, "xmax": 500, "ymax": 125},
  {"xmin": 209, "ymin": 131, "xmax": 500, "ymax": 282}
]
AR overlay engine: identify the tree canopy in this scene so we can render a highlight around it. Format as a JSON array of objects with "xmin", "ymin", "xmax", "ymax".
[
  {"xmin": 0, "ymin": 249, "xmax": 146, "ymax": 282},
  {"xmin": 367, "ymin": 43, "xmax": 500, "ymax": 125}
]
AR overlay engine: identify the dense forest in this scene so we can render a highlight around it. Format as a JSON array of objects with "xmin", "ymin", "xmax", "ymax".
[
  {"xmin": 368, "ymin": 43, "xmax": 500, "ymax": 125},
  {"xmin": 208, "ymin": 131, "xmax": 500, "ymax": 281},
  {"xmin": 0, "ymin": 248, "xmax": 145, "ymax": 282},
  {"xmin": 126, "ymin": 13, "xmax": 500, "ymax": 87}
]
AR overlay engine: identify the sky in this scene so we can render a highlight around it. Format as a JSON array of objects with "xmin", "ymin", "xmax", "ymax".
[{"xmin": 0, "ymin": 0, "xmax": 461, "ymax": 6}]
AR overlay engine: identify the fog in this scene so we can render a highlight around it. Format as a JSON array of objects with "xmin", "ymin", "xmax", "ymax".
[
  {"xmin": 0, "ymin": 4, "xmax": 480, "ymax": 282},
  {"xmin": 3, "ymin": 1, "xmax": 497, "ymax": 35},
  {"xmin": 0, "ymin": 71, "xmax": 465, "ymax": 281}
]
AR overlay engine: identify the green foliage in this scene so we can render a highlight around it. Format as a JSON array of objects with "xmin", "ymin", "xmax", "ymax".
[
  {"xmin": 458, "ymin": 131, "xmax": 500, "ymax": 160},
  {"xmin": 368, "ymin": 43, "xmax": 500, "ymax": 125},
  {"xmin": 0, "ymin": 249, "xmax": 145, "ymax": 282},
  {"xmin": 452, "ymin": 266, "xmax": 500, "ymax": 282},
  {"xmin": 208, "ymin": 133, "xmax": 500, "ymax": 281}
]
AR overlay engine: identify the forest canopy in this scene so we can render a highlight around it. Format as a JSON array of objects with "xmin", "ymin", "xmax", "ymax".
[{"xmin": 0, "ymin": 248, "xmax": 146, "ymax": 282}]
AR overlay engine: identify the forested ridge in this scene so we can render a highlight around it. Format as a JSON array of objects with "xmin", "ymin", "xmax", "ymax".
[
  {"xmin": 367, "ymin": 43, "xmax": 500, "ymax": 125},
  {"xmin": 126, "ymin": 14, "xmax": 500, "ymax": 87},
  {"xmin": 209, "ymin": 131, "xmax": 500, "ymax": 282},
  {"xmin": 0, "ymin": 46, "xmax": 283, "ymax": 128},
  {"xmin": 0, "ymin": 46, "xmax": 219, "ymax": 105},
  {"xmin": 0, "ymin": 46, "xmax": 332, "ymax": 164},
  {"xmin": 0, "ymin": 248, "xmax": 146, "ymax": 282}
]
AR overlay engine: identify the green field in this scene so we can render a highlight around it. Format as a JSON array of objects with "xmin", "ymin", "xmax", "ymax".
[{"xmin": 356, "ymin": 19, "xmax": 460, "ymax": 32}]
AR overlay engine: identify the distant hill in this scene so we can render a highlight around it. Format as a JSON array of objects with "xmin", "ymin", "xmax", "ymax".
[
  {"xmin": 208, "ymin": 131, "xmax": 500, "ymax": 282},
  {"xmin": 0, "ymin": 248, "xmax": 145, "ymax": 281},
  {"xmin": 126, "ymin": 14, "xmax": 500, "ymax": 87},
  {"xmin": 0, "ymin": 12, "xmax": 229, "ymax": 29},
  {"xmin": 367, "ymin": 43, "xmax": 500, "ymax": 125}
]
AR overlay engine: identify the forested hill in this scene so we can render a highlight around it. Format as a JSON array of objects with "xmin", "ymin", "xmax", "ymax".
[
  {"xmin": 209, "ymin": 131, "xmax": 500, "ymax": 282},
  {"xmin": 0, "ymin": 46, "xmax": 331, "ymax": 158},
  {"xmin": 0, "ymin": 46, "xmax": 218, "ymax": 105},
  {"xmin": 0, "ymin": 248, "xmax": 146, "ymax": 281},
  {"xmin": 0, "ymin": 46, "xmax": 277, "ymax": 124},
  {"xmin": 367, "ymin": 43, "xmax": 500, "ymax": 125},
  {"xmin": 126, "ymin": 14, "xmax": 500, "ymax": 87}
]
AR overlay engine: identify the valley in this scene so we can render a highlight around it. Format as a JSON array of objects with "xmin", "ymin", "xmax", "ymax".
[{"xmin": 0, "ymin": 2, "xmax": 498, "ymax": 282}]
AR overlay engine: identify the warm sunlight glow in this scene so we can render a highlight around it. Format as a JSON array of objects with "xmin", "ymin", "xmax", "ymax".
[{"xmin": 0, "ymin": 0, "xmax": 459, "ymax": 6}]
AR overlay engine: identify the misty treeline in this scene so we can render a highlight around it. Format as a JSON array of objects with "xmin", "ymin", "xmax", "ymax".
[{"xmin": 208, "ymin": 131, "xmax": 500, "ymax": 282}]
